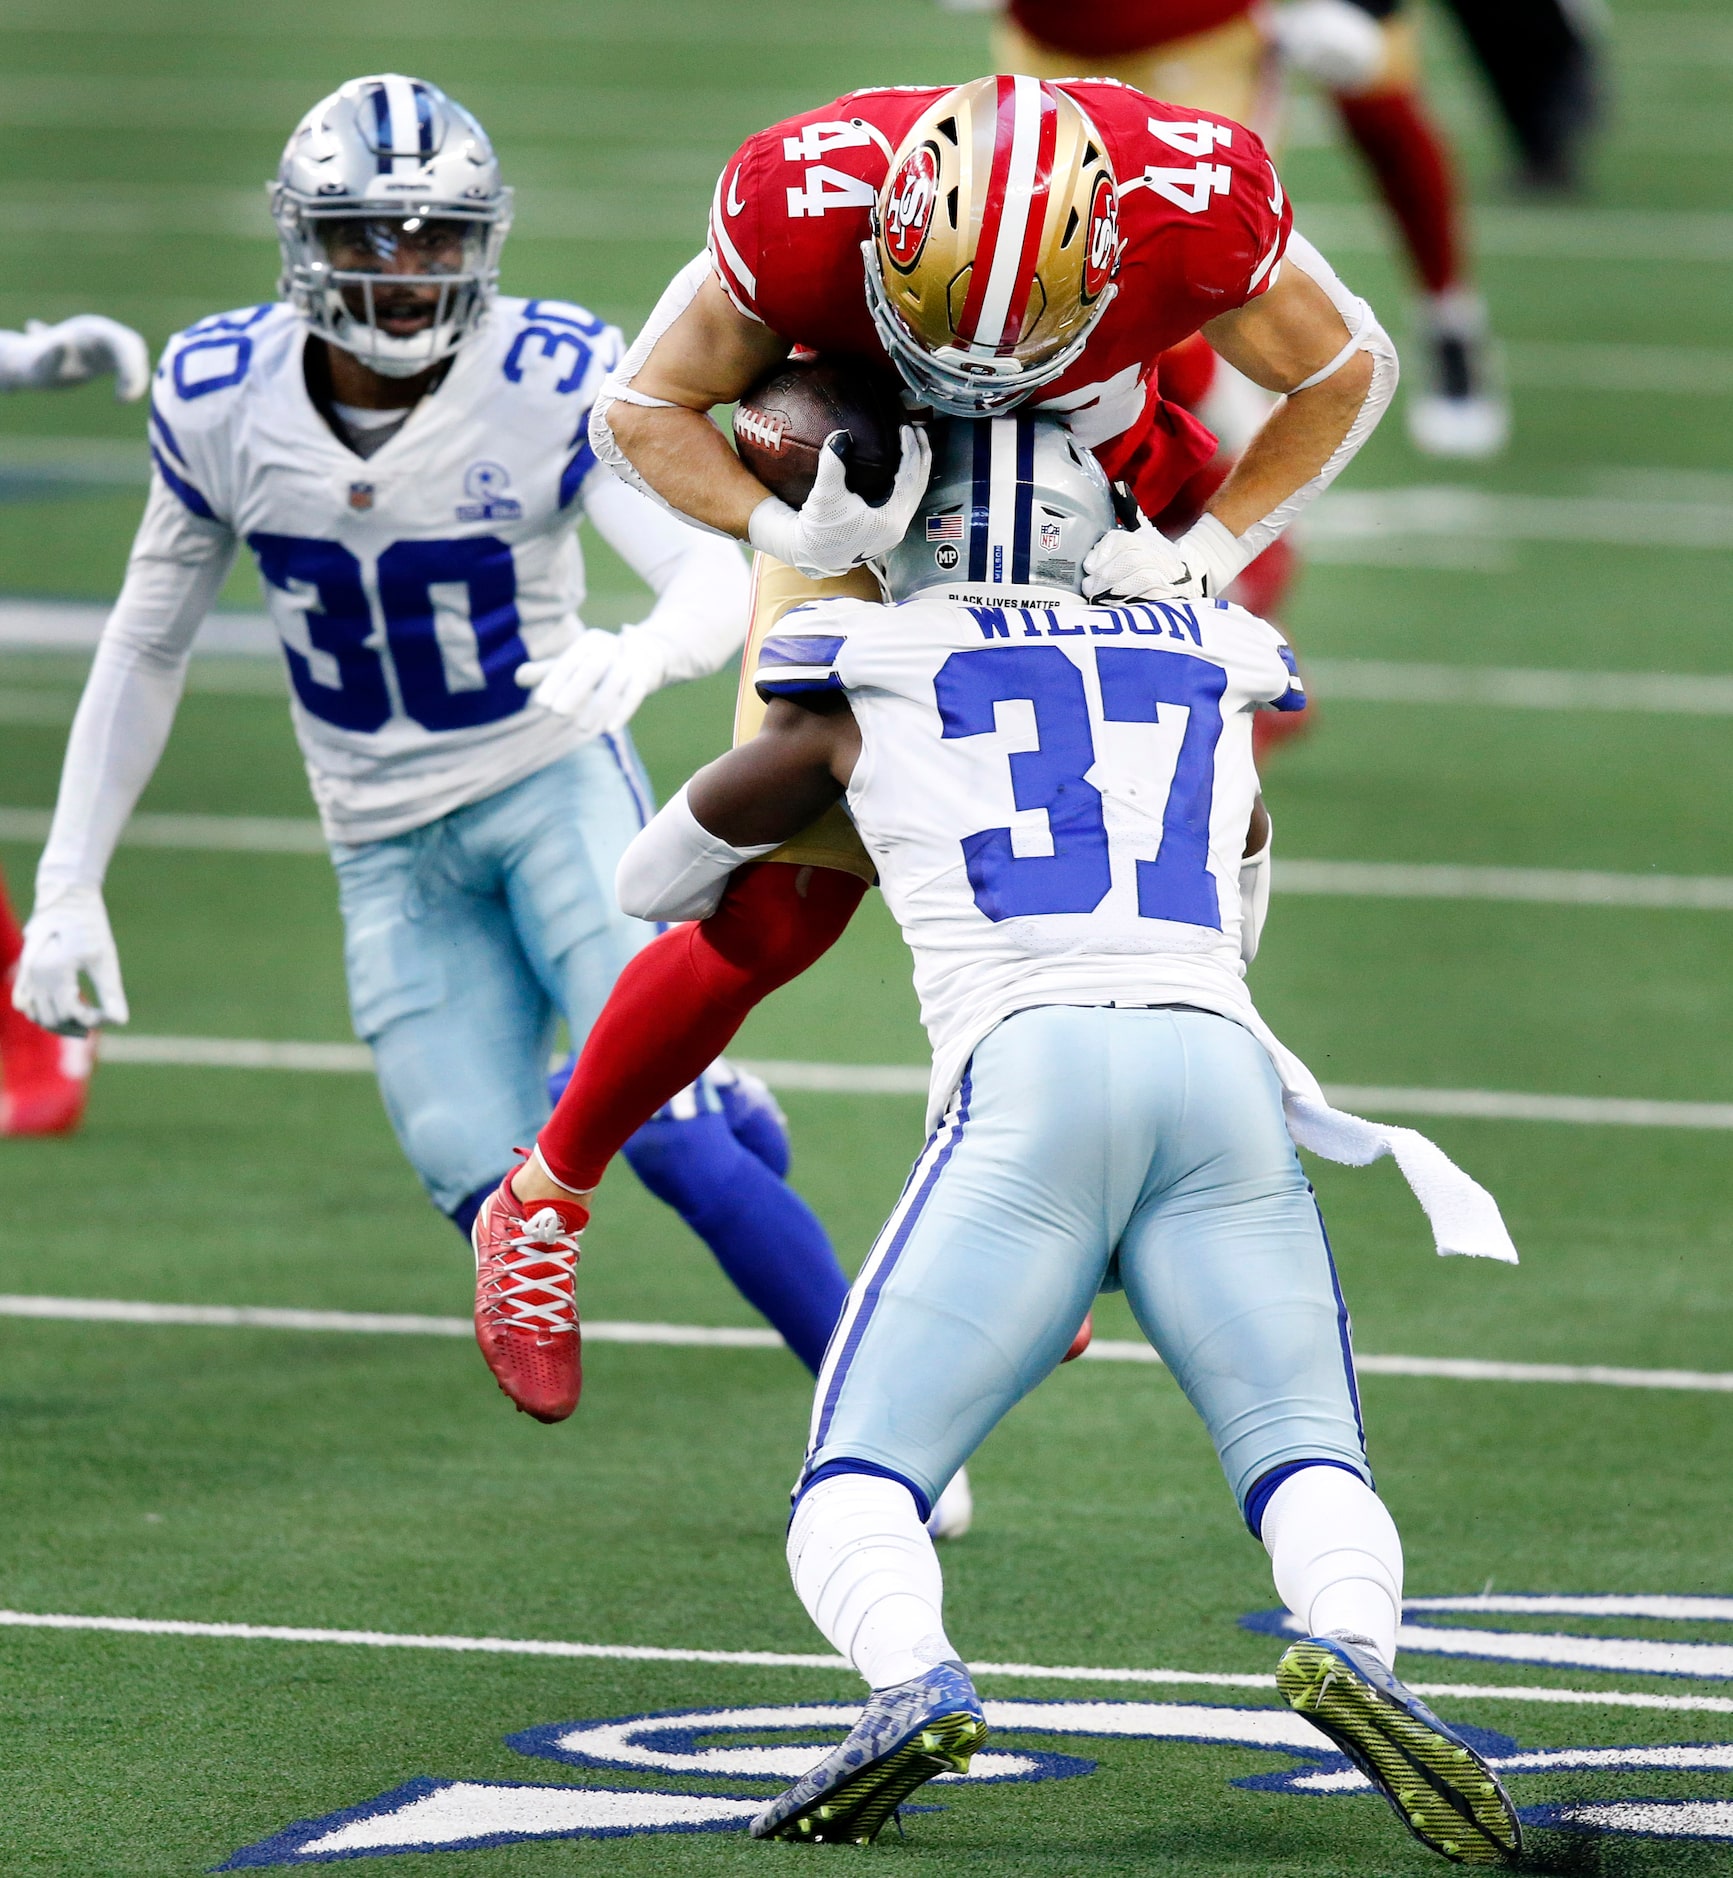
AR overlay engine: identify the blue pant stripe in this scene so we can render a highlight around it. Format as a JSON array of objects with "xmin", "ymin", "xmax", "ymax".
[
  {"xmin": 810, "ymin": 1072, "xmax": 972, "ymax": 1452},
  {"xmin": 600, "ymin": 730, "xmax": 655, "ymax": 830},
  {"xmin": 1315, "ymin": 1199, "xmax": 1366, "ymax": 1451}
]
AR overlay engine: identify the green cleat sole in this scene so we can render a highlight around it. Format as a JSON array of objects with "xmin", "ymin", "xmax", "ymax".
[
  {"xmin": 763, "ymin": 1709, "xmax": 989, "ymax": 1845},
  {"xmin": 1277, "ymin": 1642, "xmax": 1522, "ymax": 1866}
]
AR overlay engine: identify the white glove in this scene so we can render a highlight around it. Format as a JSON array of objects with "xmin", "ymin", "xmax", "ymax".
[
  {"xmin": 747, "ymin": 424, "xmax": 931, "ymax": 577},
  {"xmin": 5, "ymin": 316, "xmax": 151, "ymax": 400},
  {"xmin": 1082, "ymin": 512, "xmax": 1250, "ymax": 605},
  {"xmin": 517, "ymin": 627, "xmax": 670, "ymax": 741},
  {"xmin": 13, "ymin": 886, "xmax": 129, "ymax": 1035},
  {"xmin": 1268, "ymin": 0, "xmax": 1386, "ymax": 91}
]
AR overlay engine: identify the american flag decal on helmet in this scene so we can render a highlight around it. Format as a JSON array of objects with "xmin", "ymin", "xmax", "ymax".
[
  {"xmin": 956, "ymin": 76, "xmax": 1060, "ymax": 355},
  {"xmin": 926, "ymin": 513, "xmax": 965, "ymax": 542}
]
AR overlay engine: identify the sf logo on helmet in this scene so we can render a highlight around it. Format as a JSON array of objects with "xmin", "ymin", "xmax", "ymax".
[
  {"xmin": 1084, "ymin": 174, "xmax": 1120, "ymax": 302},
  {"xmin": 883, "ymin": 143, "xmax": 940, "ymax": 272}
]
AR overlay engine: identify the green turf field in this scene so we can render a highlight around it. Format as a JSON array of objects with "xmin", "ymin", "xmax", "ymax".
[{"xmin": 4, "ymin": 0, "xmax": 1733, "ymax": 1872}]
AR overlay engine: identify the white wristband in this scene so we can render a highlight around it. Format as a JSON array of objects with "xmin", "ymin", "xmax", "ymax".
[
  {"xmin": 746, "ymin": 495, "xmax": 804, "ymax": 570},
  {"xmin": 615, "ymin": 783, "xmax": 780, "ymax": 924},
  {"xmin": 1177, "ymin": 512, "xmax": 1251, "ymax": 597}
]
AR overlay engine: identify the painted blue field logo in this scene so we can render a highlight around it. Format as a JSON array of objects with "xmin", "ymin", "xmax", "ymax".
[
  {"xmin": 1244, "ymin": 1592, "xmax": 1733, "ymax": 1680},
  {"xmin": 222, "ymin": 1596, "xmax": 1733, "ymax": 1864}
]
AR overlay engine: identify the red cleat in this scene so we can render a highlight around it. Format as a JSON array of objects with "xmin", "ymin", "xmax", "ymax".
[
  {"xmin": 1062, "ymin": 1311, "xmax": 1094, "ymax": 1363},
  {"xmin": 0, "ymin": 977, "xmax": 94, "ymax": 1137},
  {"xmin": 471, "ymin": 1168, "xmax": 589, "ymax": 1423}
]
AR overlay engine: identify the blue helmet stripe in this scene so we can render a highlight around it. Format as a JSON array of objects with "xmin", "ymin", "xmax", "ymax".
[
  {"xmin": 413, "ymin": 82, "xmax": 435, "ymax": 157},
  {"xmin": 1011, "ymin": 413, "xmax": 1035, "ymax": 584},
  {"xmin": 967, "ymin": 422, "xmax": 992, "ymax": 583},
  {"xmin": 368, "ymin": 84, "xmax": 393, "ymax": 174}
]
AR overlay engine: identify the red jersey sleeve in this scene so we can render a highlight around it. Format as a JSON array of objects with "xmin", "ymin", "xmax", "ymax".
[
  {"xmin": 707, "ymin": 90, "xmax": 935, "ymax": 351},
  {"xmin": 1150, "ymin": 109, "xmax": 1294, "ymax": 316},
  {"xmin": 1065, "ymin": 83, "xmax": 1293, "ymax": 343}
]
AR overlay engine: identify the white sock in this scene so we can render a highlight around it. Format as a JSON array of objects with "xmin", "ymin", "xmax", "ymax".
[
  {"xmin": 788, "ymin": 1475, "xmax": 958, "ymax": 1691},
  {"xmin": 1261, "ymin": 1466, "xmax": 1403, "ymax": 1668}
]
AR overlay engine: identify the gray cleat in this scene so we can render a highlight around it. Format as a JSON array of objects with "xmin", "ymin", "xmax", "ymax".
[{"xmin": 750, "ymin": 1659, "xmax": 988, "ymax": 1845}]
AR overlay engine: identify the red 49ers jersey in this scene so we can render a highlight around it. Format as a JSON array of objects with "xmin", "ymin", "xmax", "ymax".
[{"xmin": 707, "ymin": 80, "xmax": 1292, "ymax": 516}]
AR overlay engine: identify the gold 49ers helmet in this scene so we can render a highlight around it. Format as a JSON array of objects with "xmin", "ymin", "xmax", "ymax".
[{"xmin": 864, "ymin": 75, "xmax": 1122, "ymax": 417}]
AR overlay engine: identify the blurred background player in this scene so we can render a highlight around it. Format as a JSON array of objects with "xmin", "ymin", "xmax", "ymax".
[
  {"xmin": 613, "ymin": 417, "xmax": 1521, "ymax": 1860},
  {"xmin": 1422, "ymin": 0, "xmax": 1604, "ymax": 198},
  {"xmin": 979, "ymin": 0, "xmax": 1508, "ymax": 458},
  {"xmin": 0, "ymin": 312, "xmax": 150, "ymax": 1137},
  {"xmin": 498, "ymin": 74, "xmax": 1396, "ymax": 1303},
  {"xmin": 10, "ymin": 76, "xmax": 852, "ymax": 1420}
]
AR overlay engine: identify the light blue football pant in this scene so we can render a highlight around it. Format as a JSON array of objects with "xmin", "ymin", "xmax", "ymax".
[
  {"xmin": 330, "ymin": 738, "xmax": 655, "ymax": 1217},
  {"xmin": 802, "ymin": 1005, "xmax": 1370, "ymax": 1521}
]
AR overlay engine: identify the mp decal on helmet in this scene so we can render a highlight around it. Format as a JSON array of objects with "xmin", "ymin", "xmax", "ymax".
[
  {"xmin": 270, "ymin": 74, "xmax": 514, "ymax": 378},
  {"xmin": 865, "ymin": 76, "xmax": 1123, "ymax": 418}
]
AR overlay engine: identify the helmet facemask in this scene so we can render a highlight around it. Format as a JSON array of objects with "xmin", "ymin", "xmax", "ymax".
[
  {"xmin": 275, "ymin": 200, "xmax": 509, "ymax": 378},
  {"xmin": 864, "ymin": 238, "xmax": 1114, "ymax": 417}
]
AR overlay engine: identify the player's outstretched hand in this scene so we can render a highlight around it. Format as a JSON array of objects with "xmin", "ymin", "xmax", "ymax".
[
  {"xmin": 1082, "ymin": 520, "xmax": 1204, "ymax": 604},
  {"xmin": 748, "ymin": 424, "xmax": 931, "ymax": 578},
  {"xmin": 13, "ymin": 887, "xmax": 129, "ymax": 1035},
  {"xmin": 6, "ymin": 316, "xmax": 151, "ymax": 400},
  {"xmin": 517, "ymin": 627, "xmax": 666, "ymax": 742}
]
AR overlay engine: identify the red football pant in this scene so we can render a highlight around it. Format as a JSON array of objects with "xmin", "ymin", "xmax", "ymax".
[
  {"xmin": 1336, "ymin": 88, "xmax": 1463, "ymax": 295},
  {"xmin": 536, "ymin": 861, "xmax": 868, "ymax": 1194},
  {"xmin": 0, "ymin": 861, "xmax": 22, "ymax": 973}
]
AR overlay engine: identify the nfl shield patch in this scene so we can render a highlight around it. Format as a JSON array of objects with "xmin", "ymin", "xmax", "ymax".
[
  {"xmin": 1040, "ymin": 521, "xmax": 1062, "ymax": 552},
  {"xmin": 348, "ymin": 482, "xmax": 375, "ymax": 512}
]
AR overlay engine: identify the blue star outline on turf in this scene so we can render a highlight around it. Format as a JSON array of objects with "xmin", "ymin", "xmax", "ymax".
[{"xmin": 219, "ymin": 1689, "xmax": 1733, "ymax": 1864}]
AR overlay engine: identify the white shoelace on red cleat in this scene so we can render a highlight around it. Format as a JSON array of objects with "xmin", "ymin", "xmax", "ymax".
[{"xmin": 480, "ymin": 1206, "xmax": 581, "ymax": 1336}]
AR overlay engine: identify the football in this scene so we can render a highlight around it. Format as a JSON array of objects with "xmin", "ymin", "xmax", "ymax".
[{"xmin": 733, "ymin": 356, "xmax": 905, "ymax": 508}]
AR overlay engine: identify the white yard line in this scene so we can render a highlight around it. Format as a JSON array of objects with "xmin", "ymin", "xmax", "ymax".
[
  {"xmin": 0, "ymin": 807, "xmax": 326, "ymax": 853},
  {"xmin": 1305, "ymin": 659, "xmax": 1733, "ymax": 715},
  {"xmin": 3, "ymin": 1295, "xmax": 1730, "ymax": 1396},
  {"xmin": 1300, "ymin": 203, "xmax": 1733, "ymax": 265},
  {"xmin": 86, "ymin": 1036, "xmax": 1733, "ymax": 1129},
  {"xmin": 1309, "ymin": 485, "xmax": 1733, "ymax": 554},
  {"xmin": 9, "ymin": 804, "xmax": 1733, "ymax": 908},
  {"xmin": 1505, "ymin": 342, "xmax": 1733, "ymax": 397},
  {"xmin": 0, "ymin": 1606, "xmax": 1726, "ymax": 1714},
  {"xmin": 1275, "ymin": 860, "xmax": 1733, "ymax": 911},
  {"xmin": 0, "ymin": 598, "xmax": 274, "ymax": 655}
]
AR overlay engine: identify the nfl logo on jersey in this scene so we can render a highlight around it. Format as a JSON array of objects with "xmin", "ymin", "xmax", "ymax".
[{"xmin": 347, "ymin": 482, "xmax": 375, "ymax": 512}]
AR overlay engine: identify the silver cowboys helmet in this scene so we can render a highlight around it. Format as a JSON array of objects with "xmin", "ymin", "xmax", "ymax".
[
  {"xmin": 884, "ymin": 415, "xmax": 1115, "ymax": 602},
  {"xmin": 270, "ymin": 75, "xmax": 513, "ymax": 378}
]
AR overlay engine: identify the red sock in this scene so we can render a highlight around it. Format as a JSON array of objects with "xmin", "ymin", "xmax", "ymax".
[
  {"xmin": 0, "ymin": 861, "xmax": 23, "ymax": 974},
  {"xmin": 536, "ymin": 862, "xmax": 868, "ymax": 1192},
  {"xmin": 1335, "ymin": 88, "xmax": 1462, "ymax": 295}
]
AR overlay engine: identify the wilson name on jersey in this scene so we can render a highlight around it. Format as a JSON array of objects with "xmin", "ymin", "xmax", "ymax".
[
  {"xmin": 755, "ymin": 591, "xmax": 1303, "ymax": 1121},
  {"xmin": 148, "ymin": 298, "xmax": 622, "ymax": 842}
]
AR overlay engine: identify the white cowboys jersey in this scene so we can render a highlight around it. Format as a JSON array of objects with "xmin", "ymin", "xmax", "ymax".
[
  {"xmin": 755, "ymin": 589, "xmax": 1305, "ymax": 1123},
  {"xmin": 145, "ymin": 297, "xmax": 628, "ymax": 841}
]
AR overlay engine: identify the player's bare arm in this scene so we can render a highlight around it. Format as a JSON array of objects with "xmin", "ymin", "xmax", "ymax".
[
  {"xmin": 686, "ymin": 695, "xmax": 856, "ymax": 847},
  {"xmin": 608, "ymin": 272, "xmax": 792, "ymax": 538},
  {"xmin": 1202, "ymin": 263, "xmax": 1376, "ymax": 540}
]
